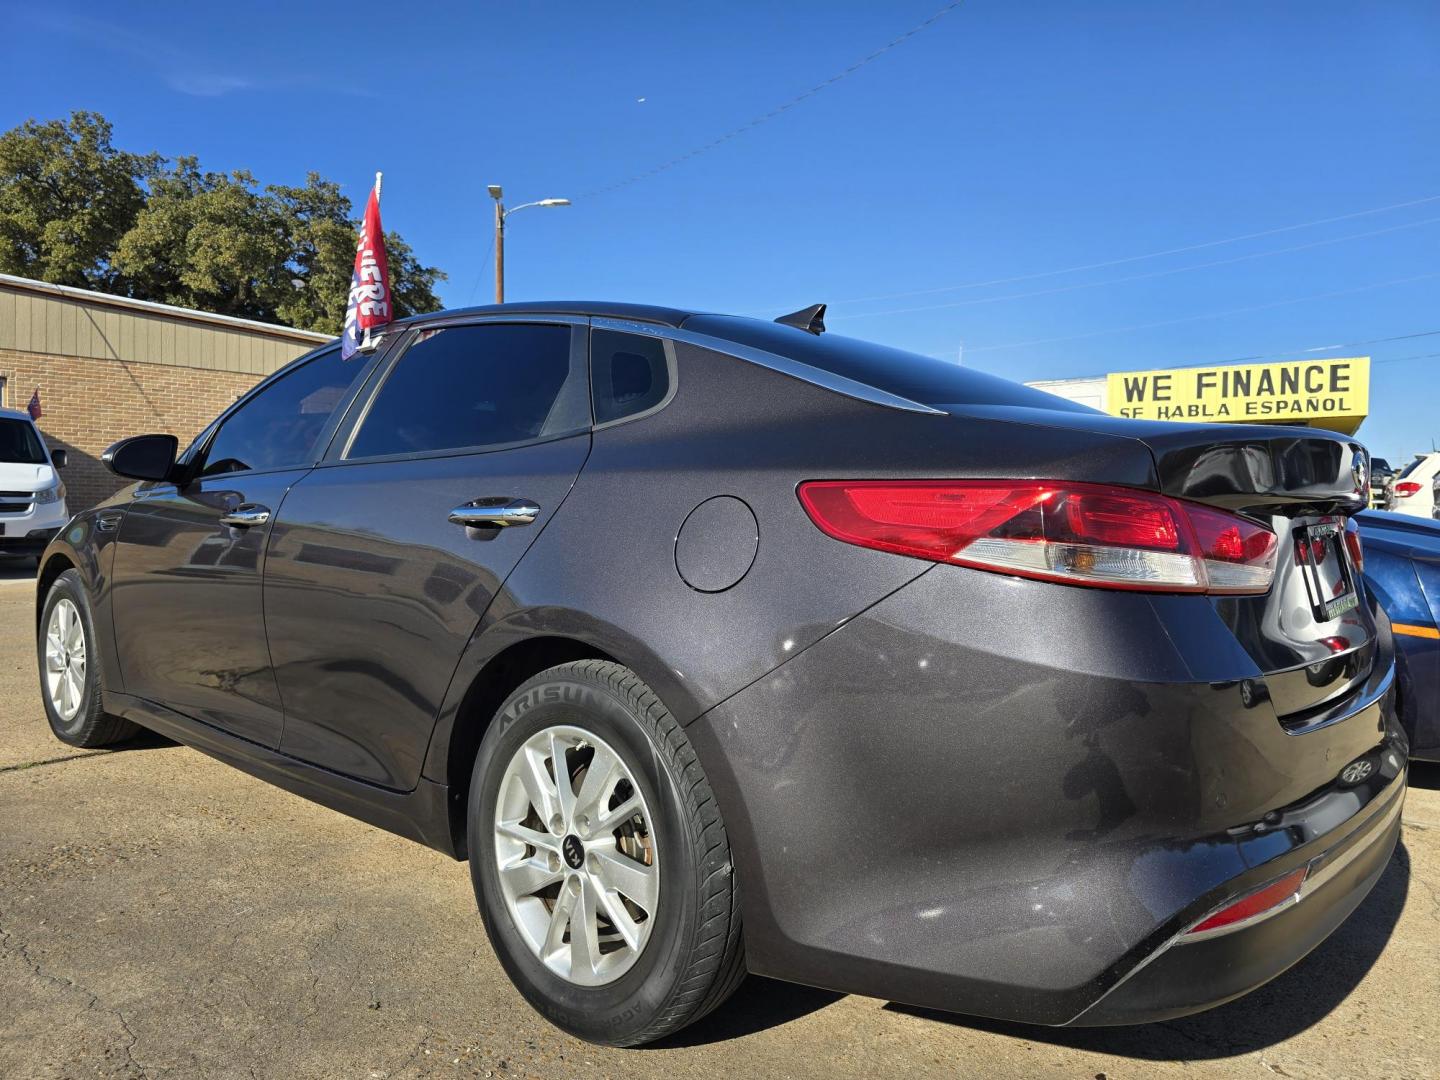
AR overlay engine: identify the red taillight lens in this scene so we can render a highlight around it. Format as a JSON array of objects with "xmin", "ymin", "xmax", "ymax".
[
  {"xmin": 1395, "ymin": 481, "xmax": 1423, "ymax": 498},
  {"xmin": 798, "ymin": 480, "xmax": 1278, "ymax": 594},
  {"xmin": 1344, "ymin": 521, "xmax": 1364, "ymax": 571},
  {"xmin": 1185, "ymin": 868, "xmax": 1308, "ymax": 936}
]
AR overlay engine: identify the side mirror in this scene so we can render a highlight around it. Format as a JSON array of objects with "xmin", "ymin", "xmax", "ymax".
[
  {"xmin": 50, "ymin": 448, "xmax": 68, "ymax": 469},
  {"xmin": 102, "ymin": 434, "xmax": 179, "ymax": 482}
]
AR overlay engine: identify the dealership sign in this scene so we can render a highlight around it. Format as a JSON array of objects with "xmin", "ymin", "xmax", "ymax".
[{"xmin": 1106, "ymin": 357, "xmax": 1370, "ymax": 433}]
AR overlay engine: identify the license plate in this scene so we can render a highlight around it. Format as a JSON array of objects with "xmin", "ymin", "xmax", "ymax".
[{"xmin": 1298, "ymin": 522, "xmax": 1358, "ymax": 620}]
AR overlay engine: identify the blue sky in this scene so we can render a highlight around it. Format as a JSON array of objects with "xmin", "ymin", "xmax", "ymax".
[{"xmin": 3, "ymin": 1, "xmax": 1438, "ymax": 462}]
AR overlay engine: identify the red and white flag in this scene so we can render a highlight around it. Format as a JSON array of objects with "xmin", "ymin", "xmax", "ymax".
[
  {"xmin": 341, "ymin": 174, "xmax": 392, "ymax": 360},
  {"xmin": 26, "ymin": 388, "xmax": 41, "ymax": 421}
]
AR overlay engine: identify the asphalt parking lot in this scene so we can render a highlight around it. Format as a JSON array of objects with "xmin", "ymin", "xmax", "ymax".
[{"xmin": 2, "ymin": 573, "xmax": 1438, "ymax": 1080}]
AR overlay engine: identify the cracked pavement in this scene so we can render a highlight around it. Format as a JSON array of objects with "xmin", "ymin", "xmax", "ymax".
[{"xmin": 1, "ymin": 576, "xmax": 1437, "ymax": 1079}]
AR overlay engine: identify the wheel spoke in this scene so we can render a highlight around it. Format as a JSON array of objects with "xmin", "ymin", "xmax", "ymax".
[
  {"xmin": 573, "ymin": 744, "xmax": 621, "ymax": 823},
  {"xmin": 498, "ymin": 853, "xmax": 562, "ymax": 898},
  {"xmin": 65, "ymin": 669, "xmax": 83, "ymax": 714},
  {"xmin": 592, "ymin": 849, "xmax": 658, "ymax": 914},
  {"xmin": 518, "ymin": 746, "xmax": 559, "ymax": 824},
  {"xmin": 64, "ymin": 615, "xmax": 83, "ymax": 651},
  {"xmin": 594, "ymin": 880, "xmax": 643, "ymax": 951},
  {"xmin": 45, "ymin": 643, "xmax": 66, "ymax": 672},
  {"xmin": 569, "ymin": 877, "xmax": 602, "ymax": 981},
  {"xmin": 594, "ymin": 793, "xmax": 643, "ymax": 834},
  {"xmin": 541, "ymin": 882, "xmax": 578, "ymax": 959},
  {"xmin": 496, "ymin": 819, "xmax": 560, "ymax": 853},
  {"xmin": 550, "ymin": 732, "xmax": 576, "ymax": 821}
]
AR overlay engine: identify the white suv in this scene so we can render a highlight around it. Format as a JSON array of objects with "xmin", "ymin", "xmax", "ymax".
[
  {"xmin": 1387, "ymin": 451, "xmax": 1440, "ymax": 519},
  {"xmin": 0, "ymin": 408, "xmax": 69, "ymax": 561}
]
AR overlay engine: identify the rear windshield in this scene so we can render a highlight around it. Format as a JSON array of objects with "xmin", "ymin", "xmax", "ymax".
[
  {"xmin": 682, "ymin": 315, "xmax": 1097, "ymax": 413},
  {"xmin": 0, "ymin": 418, "xmax": 47, "ymax": 464},
  {"xmin": 1398, "ymin": 455, "xmax": 1431, "ymax": 479}
]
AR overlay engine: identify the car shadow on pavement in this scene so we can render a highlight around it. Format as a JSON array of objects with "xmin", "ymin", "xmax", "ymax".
[
  {"xmin": 0, "ymin": 557, "xmax": 38, "ymax": 583},
  {"xmin": 646, "ymin": 975, "xmax": 845, "ymax": 1047},
  {"xmin": 1410, "ymin": 762, "xmax": 1440, "ymax": 790},
  {"xmin": 885, "ymin": 840, "xmax": 1412, "ymax": 1060}
]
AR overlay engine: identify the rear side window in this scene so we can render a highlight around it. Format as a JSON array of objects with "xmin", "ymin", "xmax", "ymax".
[
  {"xmin": 0, "ymin": 418, "xmax": 47, "ymax": 464},
  {"xmin": 201, "ymin": 348, "xmax": 364, "ymax": 476},
  {"xmin": 681, "ymin": 314, "xmax": 1097, "ymax": 413},
  {"xmin": 347, "ymin": 323, "xmax": 583, "ymax": 458},
  {"xmin": 591, "ymin": 329, "xmax": 671, "ymax": 424}
]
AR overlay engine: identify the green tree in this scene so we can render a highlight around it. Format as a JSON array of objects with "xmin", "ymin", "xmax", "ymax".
[
  {"xmin": 112, "ymin": 157, "xmax": 289, "ymax": 320},
  {"xmin": 0, "ymin": 111, "xmax": 159, "ymax": 287},
  {"xmin": 0, "ymin": 112, "xmax": 446, "ymax": 332},
  {"xmin": 266, "ymin": 174, "xmax": 447, "ymax": 335}
]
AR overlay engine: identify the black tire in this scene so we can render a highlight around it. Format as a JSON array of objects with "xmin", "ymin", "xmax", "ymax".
[
  {"xmin": 469, "ymin": 660, "xmax": 745, "ymax": 1047},
  {"xmin": 38, "ymin": 569, "xmax": 138, "ymax": 748}
]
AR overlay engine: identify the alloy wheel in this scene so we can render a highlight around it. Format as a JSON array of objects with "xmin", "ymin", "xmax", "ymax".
[
  {"xmin": 44, "ymin": 598, "xmax": 87, "ymax": 722},
  {"xmin": 493, "ymin": 724, "xmax": 660, "ymax": 986}
]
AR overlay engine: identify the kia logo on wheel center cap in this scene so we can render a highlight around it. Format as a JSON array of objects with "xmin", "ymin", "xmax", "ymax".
[{"xmin": 562, "ymin": 834, "xmax": 585, "ymax": 869}]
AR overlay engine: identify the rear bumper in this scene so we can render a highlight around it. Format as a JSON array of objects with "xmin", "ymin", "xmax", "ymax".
[
  {"xmin": 1071, "ymin": 768, "xmax": 1405, "ymax": 1024},
  {"xmin": 687, "ymin": 562, "xmax": 1409, "ymax": 1027}
]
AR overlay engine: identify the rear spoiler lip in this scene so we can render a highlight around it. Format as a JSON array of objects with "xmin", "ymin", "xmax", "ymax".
[{"xmin": 939, "ymin": 404, "xmax": 1369, "ymax": 516}]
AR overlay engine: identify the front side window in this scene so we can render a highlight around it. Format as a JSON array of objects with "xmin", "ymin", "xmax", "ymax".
[
  {"xmin": 0, "ymin": 418, "xmax": 48, "ymax": 464},
  {"xmin": 201, "ymin": 348, "xmax": 365, "ymax": 477},
  {"xmin": 591, "ymin": 329, "xmax": 671, "ymax": 424},
  {"xmin": 347, "ymin": 323, "xmax": 582, "ymax": 458}
]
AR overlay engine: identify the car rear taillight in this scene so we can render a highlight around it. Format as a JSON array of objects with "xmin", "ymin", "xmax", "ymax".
[
  {"xmin": 1395, "ymin": 481, "xmax": 1423, "ymax": 498},
  {"xmin": 1344, "ymin": 520, "xmax": 1363, "ymax": 571},
  {"xmin": 797, "ymin": 480, "xmax": 1279, "ymax": 594},
  {"xmin": 1183, "ymin": 868, "xmax": 1308, "ymax": 937}
]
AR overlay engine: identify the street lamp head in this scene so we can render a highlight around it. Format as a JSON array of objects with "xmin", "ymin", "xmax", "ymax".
[
  {"xmin": 539, "ymin": 198, "xmax": 571, "ymax": 207},
  {"xmin": 487, "ymin": 184, "xmax": 503, "ymax": 200}
]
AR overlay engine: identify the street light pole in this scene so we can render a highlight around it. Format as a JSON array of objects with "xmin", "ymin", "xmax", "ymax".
[
  {"xmin": 494, "ymin": 194, "xmax": 506, "ymax": 304},
  {"xmin": 487, "ymin": 185, "xmax": 570, "ymax": 305}
]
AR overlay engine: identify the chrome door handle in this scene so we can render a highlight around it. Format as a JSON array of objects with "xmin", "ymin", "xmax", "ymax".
[
  {"xmin": 448, "ymin": 498, "xmax": 541, "ymax": 528},
  {"xmin": 219, "ymin": 504, "xmax": 271, "ymax": 528}
]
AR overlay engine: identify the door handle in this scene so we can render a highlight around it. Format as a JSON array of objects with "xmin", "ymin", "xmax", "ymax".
[
  {"xmin": 219, "ymin": 504, "xmax": 272, "ymax": 528},
  {"xmin": 448, "ymin": 498, "xmax": 541, "ymax": 528}
]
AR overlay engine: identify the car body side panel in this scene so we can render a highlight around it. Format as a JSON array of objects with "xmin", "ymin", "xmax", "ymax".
[
  {"xmin": 687, "ymin": 563, "xmax": 1404, "ymax": 1024},
  {"xmin": 422, "ymin": 341, "xmax": 1163, "ymax": 783},
  {"xmin": 37, "ymin": 496, "xmax": 128, "ymax": 693},
  {"xmin": 1358, "ymin": 512, "xmax": 1440, "ymax": 760},
  {"xmin": 263, "ymin": 433, "xmax": 592, "ymax": 791}
]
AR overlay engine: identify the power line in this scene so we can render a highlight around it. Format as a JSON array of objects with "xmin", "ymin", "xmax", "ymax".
[
  {"xmin": 576, "ymin": 1, "xmax": 965, "ymax": 200},
  {"xmin": 836, "ymin": 193, "xmax": 1440, "ymax": 306},
  {"xmin": 830, "ymin": 214, "xmax": 1440, "ymax": 321},
  {"xmin": 959, "ymin": 271, "xmax": 1440, "ymax": 355}
]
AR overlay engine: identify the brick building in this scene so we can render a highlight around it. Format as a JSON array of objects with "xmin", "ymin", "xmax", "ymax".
[{"xmin": 0, "ymin": 273, "xmax": 331, "ymax": 510}]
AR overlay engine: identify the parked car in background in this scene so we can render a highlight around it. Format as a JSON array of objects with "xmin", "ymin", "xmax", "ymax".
[
  {"xmin": 1358, "ymin": 509, "xmax": 1440, "ymax": 762},
  {"xmin": 0, "ymin": 407, "xmax": 68, "ymax": 563},
  {"xmin": 1369, "ymin": 457, "xmax": 1395, "ymax": 509},
  {"xmin": 1387, "ymin": 452, "xmax": 1440, "ymax": 518},
  {"xmin": 36, "ymin": 302, "xmax": 1406, "ymax": 1045}
]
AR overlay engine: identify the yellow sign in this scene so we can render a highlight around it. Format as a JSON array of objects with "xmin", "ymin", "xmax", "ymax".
[{"xmin": 1105, "ymin": 357, "xmax": 1370, "ymax": 434}]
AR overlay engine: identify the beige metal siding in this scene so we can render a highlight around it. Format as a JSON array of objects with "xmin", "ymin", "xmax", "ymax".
[{"xmin": 0, "ymin": 278, "xmax": 330, "ymax": 376}]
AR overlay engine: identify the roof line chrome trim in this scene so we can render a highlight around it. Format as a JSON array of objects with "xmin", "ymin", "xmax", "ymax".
[{"xmin": 591, "ymin": 317, "xmax": 944, "ymax": 416}]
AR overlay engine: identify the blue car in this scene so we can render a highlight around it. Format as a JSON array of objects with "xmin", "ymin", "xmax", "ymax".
[{"xmin": 1359, "ymin": 509, "xmax": 1440, "ymax": 761}]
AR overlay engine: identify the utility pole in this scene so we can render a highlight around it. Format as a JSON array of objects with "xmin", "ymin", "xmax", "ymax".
[
  {"xmin": 489, "ymin": 186, "xmax": 506, "ymax": 303},
  {"xmin": 487, "ymin": 185, "xmax": 571, "ymax": 305}
]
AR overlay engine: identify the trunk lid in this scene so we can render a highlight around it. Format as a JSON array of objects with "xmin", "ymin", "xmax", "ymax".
[{"xmin": 950, "ymin": 404, "xmax": 1376, "ymax": 719}]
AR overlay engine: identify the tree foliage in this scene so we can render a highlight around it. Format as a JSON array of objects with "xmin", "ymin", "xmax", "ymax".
[
  {"xmin": 0, "ymin": 112, "xmax": 445, "ymax": 333},
  {"xmin": 0, "ymin": 112, "xmax": 159, "ymax": 288}
]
